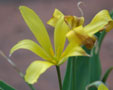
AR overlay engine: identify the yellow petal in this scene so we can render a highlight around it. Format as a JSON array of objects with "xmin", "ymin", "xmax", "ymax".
[
  {"xmin": 58, "ymin": 43, "xmax": 88, "ymax": 65},
  {"xmin": 19, "ymin": 6, "xmax": 53, "ymax": 56},
  {"xmin": 47, "ymin": 8, "xmax": 64, "ymax": 27},
  {"xmin": 98, "ymin": 84, "xmax": 109, "ymax": 90},
  {"xmin": 66, "ymin": 26, "xmax": 84, "ymax": 45},
  {"xmin": 25, "ymin": 60, "xmax": 53, "ymax": 84},
  {"xmin": 64, "ymin": 16, "xmax": 84, "ymax": 30},
  {"xmin": 62, "ymin": 43, "xmax": 88, "ymax": 57},
  {"xmin": 10, "ymin": 39, "xmax": 50, "ymax": 60},
  {"xmin": 54, "ymin": 16, "xmax": 69, "ymax": 59},
  {"xmin": 84, "ymin": 10, "xmax": 113, "ymax": 35},
  {"xmin": 66, "ymin": 26, "xmax": 97, "ymax": 49}
]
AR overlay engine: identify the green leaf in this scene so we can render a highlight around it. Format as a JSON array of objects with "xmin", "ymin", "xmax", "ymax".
[
  {"xmin": 62, "ymin": 56, "xmax": 90, "ymax": 90},
  {"xmin": 102, "ymin": 66, "xmax": 113, "ymax": 83},
  {"xmin": 89, "ymin": 30, "xmax": 106, "ymax": 83},
  {"xmin": 0, "ymin": 81, "xmax": 15, "ymax": 90},
  {"xmin": 63, "ymin": 11, "xmax": 113, "ymax": 90}
]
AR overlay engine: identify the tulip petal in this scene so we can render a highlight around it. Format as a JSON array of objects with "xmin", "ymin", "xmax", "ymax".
[
  {"xmin": 25, "ymin": 60, "xmax": 53, "ymax": 84},
  {"xmin": 19, "ymin": 6, "xmax": 53, "ymax": 56},
  {"xmin": 66, "ymin": 26, "xmax": 84, "ymax": 45},
  {"xmin": 64, "ymin": 16, "xmax": 84, "ymax": 30},
  {"xmin": 54, "ymin": 16, "xmax": 69, "ymax": 58},
  {"xmin": 58, "ymin": 43, "xmax": 88, "ymax": 65},
  {"xmin": 10, "ymin": 39, "xmax": 50, "ymax": 60},
  {"xmin": 62, "ymin": 43, "xmax": 88, "ymax": 57},
  {"xmin": 47, "ymin": 8, "xmax": 64, "ymax": 27},
  {"xmin": 84, "ymin": 10, "xmax": 113, "ymax": 35},
  {"xmin": 66, "ymin": 26, "xmax": 97, "ymax": 49}
]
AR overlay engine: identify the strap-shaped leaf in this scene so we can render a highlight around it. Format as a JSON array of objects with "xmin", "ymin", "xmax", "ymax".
[
  {"xmin": 25, "ymin": 60, "xmax": 53, "ymax": 84},
  {"xmin": 102, "ymin": 66, "xmax": 113, "ymax": 83},
  {"xmin": 63, "ymin": 56, "xmax": 90, "ymax": 90},
  {"xmin": 19, "ymin": 6, "xmax": 53, "ymax": 56},
  {"xmin": 10, "ymin": 39, "xmax": 50, "ymax": 61},
  {"xmin": 0, "ymin": 81, "xmax": 15, "ymax": 90}
]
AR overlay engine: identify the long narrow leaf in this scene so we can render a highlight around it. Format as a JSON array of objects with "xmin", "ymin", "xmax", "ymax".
[
  {"xmin": 0, "ymin": 81, "xmax": 15, "ymax": 90},
  {"xmin": 102, "ymin": 66, "xmax": 113, "ymax": 83}
]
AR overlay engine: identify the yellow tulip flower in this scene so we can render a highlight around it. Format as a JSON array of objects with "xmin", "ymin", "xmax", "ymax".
[
  {"xmin": 9, "ymin": 6, "xmax": 87, "ymax": 84},
  {"xmin": 48, "ymin": 9, "xmax": 113, "ymax": 49}
]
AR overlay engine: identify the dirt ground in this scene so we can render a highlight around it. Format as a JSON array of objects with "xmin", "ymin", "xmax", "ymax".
[{"xmin": 0, "ymin": 0, "xmax": 113, "ymax": 90}]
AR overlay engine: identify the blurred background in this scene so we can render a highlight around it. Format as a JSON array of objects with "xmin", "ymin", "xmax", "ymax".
[{"xmin": 0, "ymin": 0, "xmax": 113, "ymax": 90}]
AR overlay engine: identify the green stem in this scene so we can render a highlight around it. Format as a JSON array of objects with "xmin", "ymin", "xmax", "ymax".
[
  {"xmin": 0, "ymin": 50, "xmax": 36, "ymax": 90},
  {"xmin": 27, "ymin": 84, "xmax": 36, "ymax": 90},
  {"xmin": 56, "ymin": 66, "xmax": 62, "ymax": 90}
]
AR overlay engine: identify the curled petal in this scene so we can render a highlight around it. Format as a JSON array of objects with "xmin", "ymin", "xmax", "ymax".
[
  {"xmin": 64, "ymin": 16, "xmax": 84, "ymax": 30},
  {"xmin": 47, "ymin": 8, "xmax": 64, "ymax": 27},
  {"xmin": 84, "ymin": 10, "xmax": 113, "ymax": 35},
  {"xmin": 19, "ymin": 6, "xmax": 54, "ymax": 57},
  {"xmin": 25, "ymin": 60, "xmax": 53, "ymax": 84},
  {"xmin": 66, "ymin": 26, "xmax": 87, "ymax": 45},
  {"xmin": 67, "ymin": 26, "xmax": 97, "ymax": 49},
  {"xmin": 10, "ymin": 39, "xmax": 51, "ymax": 60}
]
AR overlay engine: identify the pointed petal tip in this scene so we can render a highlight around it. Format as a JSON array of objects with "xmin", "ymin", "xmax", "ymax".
[
  {"xmin": 82, "ymin": 52, "xmax": 90, "ymax": 57},
  {"xmin": 19, "ymin": 6, "xmax": 23, "ymax": 10},
  {"xmin": 19, "ymin": 5, "xmax": 26, "ymax": 9},
  {"xmin": 86, "ymin": 54, "xmax": 91, "ymax": 57},
  {"xmin": 24, "ymin": 76, "xmax": 36, "ymax": 85}
]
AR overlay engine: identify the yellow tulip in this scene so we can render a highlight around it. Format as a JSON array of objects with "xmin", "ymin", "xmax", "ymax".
[
  {"xmin": 48, "ymin": 9, "xmax": 113, "ymax": 49},
  {"xmin": 9, "ymin": 6, "xmax": 87, "ymax": 84}
]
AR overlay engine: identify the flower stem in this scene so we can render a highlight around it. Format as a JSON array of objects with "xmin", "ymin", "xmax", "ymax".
[
  {"xmin": 0, "ymin": 50, "xmax": 36, "ymax": 90},
  {"xmin": 56, "ymin": 66, "xmax": 62, "ymax": 90}
]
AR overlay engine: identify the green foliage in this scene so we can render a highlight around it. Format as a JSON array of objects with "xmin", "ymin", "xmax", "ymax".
[
  {"xmin": 0, "ymin": 81, "xmax": 15, "ymax": 90},
  {"xmin": 102, "ymin": 66, "xmax": 113, "ymax": 83},
  {"xmin": 62, "ymin": 56, "xmax": 90, "ymax": 90}
]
